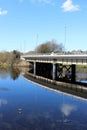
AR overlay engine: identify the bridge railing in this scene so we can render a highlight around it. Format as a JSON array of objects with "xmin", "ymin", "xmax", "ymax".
[{"xmin": 21, "ymin": 54, "xmax": 87, "ymax": 65}]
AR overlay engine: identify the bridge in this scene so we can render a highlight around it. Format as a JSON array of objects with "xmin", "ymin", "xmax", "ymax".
[
  {"xmin": 21, "ymin": 54, "xmax": 87, "ymax": 65},
  {"xmin": 21, "ymin": 54, "xmax": 87, "ymax": 84}
]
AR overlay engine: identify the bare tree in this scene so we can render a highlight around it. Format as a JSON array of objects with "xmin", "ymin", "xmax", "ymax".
[{"xmin": 35, "ymin": 40, "xmax": 64, "ymax": 53}]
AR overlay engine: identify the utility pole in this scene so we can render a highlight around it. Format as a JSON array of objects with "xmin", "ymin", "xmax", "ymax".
[
  {"xmin": 36, "ymin": 34, "xmax": 38, "ymax": 53},
  {"xmin": 64, "ymin": 25, "xmax": 67, "ymax": 50}
]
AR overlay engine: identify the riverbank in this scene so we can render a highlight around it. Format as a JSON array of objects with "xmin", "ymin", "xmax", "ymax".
[
  {"xmin": 0, "ymin": 59, "xmax": 29, "ymax": 68},
  {"xmin": 0, "ymin": 64, "xmax": 11, "ymax": 68}
]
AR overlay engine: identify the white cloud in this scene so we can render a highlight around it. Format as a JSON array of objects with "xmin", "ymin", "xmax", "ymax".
[
  {"xmin": 0, "ymin": 8, "xmax": 8, "ymax": 15},
  {"xmin": 19, "ymin": 0, "xmax": 54, "ymax": 5},
  {"xmin": 61, "ymin": 0, "xmax": 79, "ymax": 12},
  {"xmin": 61, "ymin": 103, "xmax": 76, "ymax": 116}
]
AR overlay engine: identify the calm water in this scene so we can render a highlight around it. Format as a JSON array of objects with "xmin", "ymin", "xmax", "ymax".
[{"xmin": 0, "ymin": 69, "xmax": 87, "ymax": 130}]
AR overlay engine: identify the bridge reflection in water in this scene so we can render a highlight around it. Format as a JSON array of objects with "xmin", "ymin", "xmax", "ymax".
[{"xmin": 23, "ymin": 70, "xmax": 87, "ymax": 100}]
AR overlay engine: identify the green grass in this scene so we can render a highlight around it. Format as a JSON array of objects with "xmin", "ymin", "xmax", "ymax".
[
  {"xmin": 0, "ymin": 64, "xmax": 11, "ymax": 68},
  {"xmin": 76, "ymin": 65, "xmax": 87, "ymax": 69}
]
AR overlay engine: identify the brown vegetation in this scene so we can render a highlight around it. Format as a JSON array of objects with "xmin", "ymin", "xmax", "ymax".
[
  {"xmin": 35, "ymin": 40, "xmax": 64, "ymax": 53},
  {"xmin": 0, "ymin": 50, "xmax": 21, "ymax": 67}
]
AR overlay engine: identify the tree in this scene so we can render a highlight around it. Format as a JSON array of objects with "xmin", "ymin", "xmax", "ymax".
[
  {"xmin": 35, "ymin": 40, "xmax": 64, "ymax": 53},
  {"xmin": 12, "ymin": 50, "xmax": 20, "ymax": 59},
  {"xmin": 11, "ymin": 50, "xmax": 21, "ymax": 66}
]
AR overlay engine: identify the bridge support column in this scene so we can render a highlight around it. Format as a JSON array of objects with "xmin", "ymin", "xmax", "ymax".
[
  {"xmin": 34, "ymin": 62, "xmax": 36, "ymax": 75},
  {"xmin": 57, "ymin": 64, "xmax": 63, "ymax": 79},
  {"xmin": 52, "ymin": 63, "xmax": 57, "ymax": 80},
  {"xmin": 71, "ymin": 64, "xmax": 76, "ymax": 82}
]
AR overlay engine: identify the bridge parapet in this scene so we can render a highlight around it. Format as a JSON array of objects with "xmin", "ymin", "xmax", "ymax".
[{"xmin": 21, "ymin": 54, "xmax": 87, "ymax": 65}]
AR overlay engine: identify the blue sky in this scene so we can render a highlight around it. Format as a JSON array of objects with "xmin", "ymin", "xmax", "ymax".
[{"xmin": 0, "ymin": 0, "xmax": 87, "ymax": 52}]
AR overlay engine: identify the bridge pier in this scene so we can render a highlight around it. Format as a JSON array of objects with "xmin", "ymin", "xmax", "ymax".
[
  {"xmin": 52, "ymin": 63, "xmax": 57, "ymax": 80},
  {"xmin": 56, "ymin": 64, "xmax": 76, "ymax": 82},
  {"xmin": 34, "ymin": 62, "xmax": 36, "ymax": 75},
  {"xmin": 71, "ymin": 64, "xmax": 76, "ymax": 82},
  {"xmin": 57, "ymin": 64, "xmax": 63, "ymax": 79}
]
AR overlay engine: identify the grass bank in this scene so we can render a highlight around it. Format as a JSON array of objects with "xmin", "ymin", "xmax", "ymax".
[{"xmin": 0, "ymin": 64, "xmax": 11, "ymax": 68}]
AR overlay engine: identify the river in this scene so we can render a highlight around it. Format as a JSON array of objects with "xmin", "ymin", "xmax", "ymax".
[{"xmin": 0, "ymin": 68, "xmax": 87, "ymax": 130}]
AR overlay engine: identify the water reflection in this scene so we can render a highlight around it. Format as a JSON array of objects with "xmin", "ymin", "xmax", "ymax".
[
  {"xmin": 10, "ymin": 67, "xmax": 20, "ymax": 80},
  {"xmin": 0, "ymin": 113, "xmax": 3, "ymax": 120},
  {"xmin": 0, "ymin": 68, "xmax": 9, "ymax": 79},
  {"xmin": 61, "ymin": 103, "xmax": 76, "ymax": 117},
  {"xmin": 0, "ymin": 99, "xmax": 8, "ymax": 107},
  {"xmin": 0, "ymin": 87, "xmax": 10, "ymax": 92},
  {"xmin": 0, "ymin": 67, "xmax": 21, "ymax": 80},
  {"xmin": 0, "ymin": 69, "xmax": 87, "ymax": 130}
]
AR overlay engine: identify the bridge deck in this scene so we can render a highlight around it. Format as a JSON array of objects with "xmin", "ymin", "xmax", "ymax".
[{"xmin": 22, "ymin": 54, "xmax": 87, "ymax": 65}]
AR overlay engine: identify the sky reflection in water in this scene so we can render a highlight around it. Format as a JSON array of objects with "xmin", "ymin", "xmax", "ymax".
[{"xmin": 0, "ymin": 71, "xmax": 87, "ymax": 130}]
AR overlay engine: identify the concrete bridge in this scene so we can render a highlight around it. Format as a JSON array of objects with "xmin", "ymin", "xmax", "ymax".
[
  {"xmin": 21, "ymin": 54, "xmax": 87, "ymax": 65},
  {"xmin": 21, "ymin": 54, "xmax": 87, "ymax": 84}
]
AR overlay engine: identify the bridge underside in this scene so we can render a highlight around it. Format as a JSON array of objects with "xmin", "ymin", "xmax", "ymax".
[
  {"xmin": 29, "ymin": 62, "xmax": 76, "ymax": 83},
  {"xmin": 22, "ymin": 54, "xmax": 87, "ymax": 85}
]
